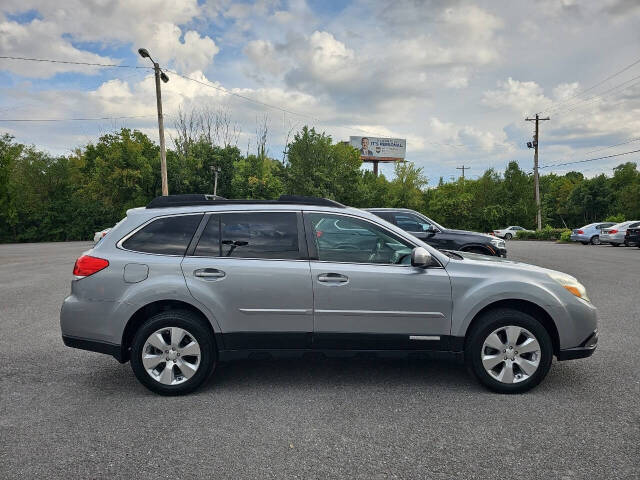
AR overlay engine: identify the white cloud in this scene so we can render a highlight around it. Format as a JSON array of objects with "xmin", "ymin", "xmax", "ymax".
[{"xmin": 1, "ymin": 0, "xmax": 219, "ymax": 76}]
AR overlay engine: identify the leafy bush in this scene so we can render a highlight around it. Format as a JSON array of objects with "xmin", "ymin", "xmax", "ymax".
[
  {"xmin": 515, "ymin": 226, "xmax": 571, "ymax": 241},
  {"xmin": 604, "ymin": 213, "xmax": 625, "ymax": 223},
  {"xmin": 559, "ymin": 230, "xmax": 572, "ymax": 243},
  {"xmin": 515, "ymin": 230, "xmax": 536, "ymax": 240}
]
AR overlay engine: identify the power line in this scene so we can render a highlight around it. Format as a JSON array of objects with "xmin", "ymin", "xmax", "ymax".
[
  {"xmin": 542, "ymin": 56, "xmax": 640, "ymax": 115},
  {"xmin": 0, "ymin": 114, "xmax": 159, "ymax": 122},
  {"xmin": 0, "ymin": 55, "xmax": 152, "ymax": 70},
  {"xmin": 540, "ymin": 148, "xmax": 640, "ymax": 169},
  {"xmin": 1, "ymin": 55, "xmax": 510, "ymax": 150},
  {"xmin": 582, "ymin": 137, "xmax": 640, "ymax": 156},
  {"xmin": 546, "ymin": 73, "xmax": 640, "ymax": 116}
]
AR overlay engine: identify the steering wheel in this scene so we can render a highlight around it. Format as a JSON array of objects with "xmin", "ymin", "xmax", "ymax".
[{"xmin": 396, "ymin": 252, "xmax": 412, "ymax": 264}]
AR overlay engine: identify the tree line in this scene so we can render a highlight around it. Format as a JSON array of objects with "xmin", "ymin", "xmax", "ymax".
[{"xmin": 1, "ymin": 126, "xmax": 639, "ymax": 243}]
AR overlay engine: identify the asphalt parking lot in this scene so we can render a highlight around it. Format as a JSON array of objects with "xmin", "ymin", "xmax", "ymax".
[{"xmin": 1, "ymin": 240, "xmax": 638, "ymax": 479}]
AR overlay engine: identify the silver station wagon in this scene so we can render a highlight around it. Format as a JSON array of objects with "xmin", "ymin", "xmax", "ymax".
[{"xmin": 61, "ymin": 195, "xmax": 598, "ymax": 395}]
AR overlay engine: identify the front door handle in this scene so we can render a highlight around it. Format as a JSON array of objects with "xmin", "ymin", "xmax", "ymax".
[
  {"xmin": 318, "ymin": 273, "xmax": 348, "ymax": 283},
  {"xmin": 194, "ymin": 268, "xmax": 226, "ymax": 279}
]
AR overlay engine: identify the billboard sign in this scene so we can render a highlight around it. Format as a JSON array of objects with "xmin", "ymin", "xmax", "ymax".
[{"xmin": 349, "ymin": 136, "xmax": 406, "ymax": 162}]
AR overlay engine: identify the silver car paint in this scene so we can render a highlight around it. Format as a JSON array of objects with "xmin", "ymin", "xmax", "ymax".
[
  {"xmin": 60, "ymin": 203, "xmax": 596, "ymax": 353},
  {"xmin": 600, "ymin": 221, "xmax": 640, "ymax": 244},
  {"xmin": 569, "ymin": 223, "xmax": 615, "ymax": 244}
]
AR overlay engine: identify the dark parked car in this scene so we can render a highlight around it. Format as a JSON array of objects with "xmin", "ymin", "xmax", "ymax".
[
  {"xmin": 625, "ymin": 225, "xmax": 640, "ymax": 247},
  {"xmin": 366, "ymin": 208, "xmax": 506, "ymax": 257}
]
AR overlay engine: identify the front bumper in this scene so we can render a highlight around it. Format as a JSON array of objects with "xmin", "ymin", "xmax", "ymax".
[{"xmin": 557, "ymin": 329, "xmax": 598, "ymax": 361}]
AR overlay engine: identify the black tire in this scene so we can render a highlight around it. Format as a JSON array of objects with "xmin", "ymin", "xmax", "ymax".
[
  {"xmin": 590, "ymin": 235, "xmax": 600, "ymax": 245},
  {"xmin": 465, "ymin": 308, "xmax": 553, "ymax": 394},
  {"xmin": 130, "ymin": 310, "xmax": 216, "ymax": 395},
  {"xmin": 504, "ymin": 233, "xmax": 512, "ymax": 240}
]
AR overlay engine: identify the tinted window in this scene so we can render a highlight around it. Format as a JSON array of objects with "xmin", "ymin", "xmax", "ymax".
[
  {"xmin": 394, "ymin": 213, "xmax": 432, "ymax": 232},
  {"xmin": 122, "ymin": 214, "xmax": 203, "ymax": 255},
  {"xmin": 216, "ymin": 212, "xmax": 300, "ymax": 259},
  {"xmin": 194, "ymin": 215, "xmax": 220, "ymax": 256},
  {"xmin": 308, "ymin": 213, "xmax": 412, "ymax": 265}
]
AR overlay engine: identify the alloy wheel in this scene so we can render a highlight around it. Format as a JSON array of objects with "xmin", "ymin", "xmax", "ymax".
[
  {"xmin": 480, "ymin": 326, "xmax": 541, "ymax": 384},
  {"xmin": 591, "ymin": 236, "xmax": 600, "ymax": 245},
  {"xmin": 142, "ymin": 327, "xmax": 201, "ymax": 385}
]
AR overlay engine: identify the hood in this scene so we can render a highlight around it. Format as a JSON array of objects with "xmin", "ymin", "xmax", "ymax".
[
  {"xmin": 442, "ymin": 228, "xmax": 495, "ymax": 240},
  {"xmin": 452, "ymin": 250, "xmax": 563, "ymax": 275}
]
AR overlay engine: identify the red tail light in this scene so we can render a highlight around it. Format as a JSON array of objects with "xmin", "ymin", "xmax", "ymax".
[
  {"xmin": 608, "ymin": 229, "xmax": 618, "ymax": 234},
  {"xmin": 577, "ymin": 230, "xmax": 584, "ymax": 234},
  {"xmin": 73, "ymin": 255, "xmax": 109, "ymax": 278}
]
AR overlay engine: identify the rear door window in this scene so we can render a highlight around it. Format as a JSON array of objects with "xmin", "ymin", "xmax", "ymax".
[
  {"xmin": 122, "ymin": 214, "xmax": 203, "ymax": 255},
  {"xmin": 194, "ymin": 212, "xmax": 301, "ymax": 260}
]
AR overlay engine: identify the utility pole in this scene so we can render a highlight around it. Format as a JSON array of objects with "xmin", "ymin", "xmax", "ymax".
[
  {"xmin": 456, "ymin": 165, "xmax": 470, "ymax": 181},
  {"xmin": 525, "ymin": 114, "xmax": 550, "ymax": 230},
  {"xmin": 211, "ymin": 166, "xmax": 221, "ymax": 196},
  {"xmin": 138, "ymin": 48, "xmax": 169, "ymax": 196}
]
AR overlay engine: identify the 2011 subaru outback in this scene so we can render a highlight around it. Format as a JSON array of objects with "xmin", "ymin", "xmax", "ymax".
[{"xmin": 60, "ymin": 194, "xmax": 598, "ymax": 395}]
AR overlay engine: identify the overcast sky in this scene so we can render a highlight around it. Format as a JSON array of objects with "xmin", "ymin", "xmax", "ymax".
[{"xmin": 1, "ymin": 0, "xmax": 639, "ymax": 184}]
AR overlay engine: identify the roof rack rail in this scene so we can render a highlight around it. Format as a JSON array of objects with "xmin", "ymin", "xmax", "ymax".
[
  {"xmin": 146, "ymin": 194, "xmax": 227, "ymax": 209},
  {"xmin": 145, "ymin": 194, "xmax": 346, "ymax": 209},
  {"xmin": 277, "ymin": 195, "xmax": 345, "ymax": 208}
]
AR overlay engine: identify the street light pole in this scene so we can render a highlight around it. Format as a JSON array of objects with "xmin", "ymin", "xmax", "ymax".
[
  {"xmin": 139, "ymin": 48, "xmax": 169, "ymax": 196},
  {"xmin": 153, "ymin": 62, "xmax": 168, "ymax": 196}
]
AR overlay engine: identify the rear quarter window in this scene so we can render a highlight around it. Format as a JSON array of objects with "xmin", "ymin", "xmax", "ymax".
[{"xmin": 121, "ymin": 214, "xmax": 203, "ymax": 255}]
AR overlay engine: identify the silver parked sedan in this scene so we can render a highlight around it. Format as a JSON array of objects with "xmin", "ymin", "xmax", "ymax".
[
  {"xmin": 570, "ymin": 222, "xmax": 615, "ymax": 245},
  {"xmin": 600, "ymin": 221, "xmax": 640, "ymax": 246}
]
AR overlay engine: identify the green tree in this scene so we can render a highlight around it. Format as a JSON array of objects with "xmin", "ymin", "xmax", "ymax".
[{"xmin": 284, "ymin": 126, "xmax": 362, "ymax": 202}]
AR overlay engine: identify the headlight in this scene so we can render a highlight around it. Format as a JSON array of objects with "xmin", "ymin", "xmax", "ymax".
[
  {"xmin": 548, "ymin": 272, "xmax": 590, "ymax": 302},
  {"xmin": 490, "ymin": 237, "xmax": 505, "ymax": 248}
]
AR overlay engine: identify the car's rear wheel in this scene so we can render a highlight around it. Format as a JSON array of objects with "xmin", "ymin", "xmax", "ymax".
[
  {"xmin": 465, "ymin": 308, "xmax": 553, "ymax": 394},
  {"xmin": 130, "ymin": 310, "xmax": 216, "ymax": 395},
  {"xmin": 504, "ymin": 233, "xmax": 512, "ymax": 240},
  {"xmin": 590, "ymin": 235, "xmax": 600, "ymax": 245}
]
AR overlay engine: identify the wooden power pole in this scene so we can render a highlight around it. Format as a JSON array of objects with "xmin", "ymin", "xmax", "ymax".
[
  {"xmin": 456, "ymin": 165, "xmax": 470, "ymax": 181},
  {"xmin": 525, "ymin": 114, "xmax": 549, "ymax": 230}
]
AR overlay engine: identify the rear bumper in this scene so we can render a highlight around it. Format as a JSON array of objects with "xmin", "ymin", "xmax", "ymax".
[
  {"xmin": 570, "ymin": 234, "xmax": 588, "ymax": 242},
  {"xmin": 556, "ymin": 329, "xmax": 598, "ymax": 361},
  {"xmin": 62, "ymin": 335, "xmax": 125, "ymax": 363}
]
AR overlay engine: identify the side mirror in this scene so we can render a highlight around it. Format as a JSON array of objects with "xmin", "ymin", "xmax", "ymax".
[
  {"xmin": 412, "ymin": 231, "xmax": 429, "ymax": 239},
  {"xmin": 411, "ymin": 247, "xmax": 432, "ymax": 268}
]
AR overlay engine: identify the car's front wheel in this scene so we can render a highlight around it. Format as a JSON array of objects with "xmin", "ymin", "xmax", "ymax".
[
  {"xmin": 590, "ymin": 235, "xmax": 600, "ymax": 245},
  {"xmin": 130, "ymin": 310, "xmax": 216, "ymax": 395},
  {"xmin": 465, "ymin": 308, "xmax": 553, "ymax": 394},
  {"xmin": 504, "ymin": 233, "xmax": 512, "ymax": 240}
]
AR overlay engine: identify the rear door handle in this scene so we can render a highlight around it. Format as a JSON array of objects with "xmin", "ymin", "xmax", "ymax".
[
  {"xmin": 318, "ymin": 273, "xmax": 348, "ymax": 283},
  {"xmin": 194, "ymin": 268, "xmax": 226, "ymax": 279}
]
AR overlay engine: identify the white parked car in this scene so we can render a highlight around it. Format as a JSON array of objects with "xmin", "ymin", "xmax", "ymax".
[
  {"xmin": 93, "ymin": 228, "xmax": 111, "ymax": 244},
  {"xmin": 599, "ymin": 221, "xmax": 640, "ymax": 246},
  {"xmin": 493, "ymin": 226, "xmax": 532, "ymax": 240}
]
